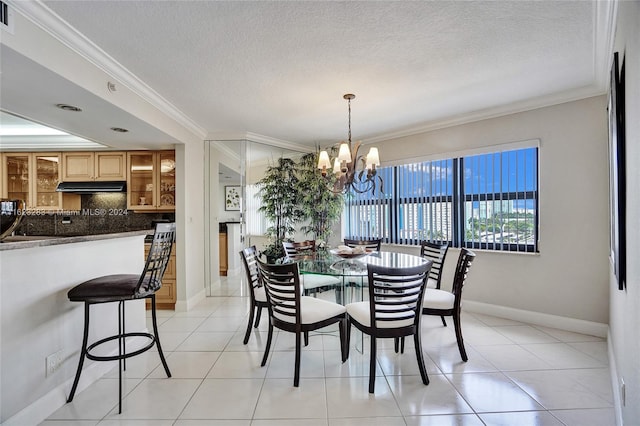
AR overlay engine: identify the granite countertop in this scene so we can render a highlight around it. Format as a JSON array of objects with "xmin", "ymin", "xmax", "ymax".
[{"xmin": 0, "ymin": 230, "xmax": 152, "ymax": 251}]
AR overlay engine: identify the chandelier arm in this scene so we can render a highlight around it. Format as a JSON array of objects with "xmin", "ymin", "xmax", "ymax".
[{"xmin": 317, "ymin": 92, "xmax": 384, "ymax": 195}]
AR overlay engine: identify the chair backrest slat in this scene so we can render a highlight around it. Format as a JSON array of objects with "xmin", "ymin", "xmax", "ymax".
[
  {"xmin": 344, "ymin": 238, "xmax": 382, "ymax": 251},
  {"xmin": 136, "ymin": 222, "xmax": 176, "ymax": 295},
  {"xmin": 452, "ymin": 248, "xmax": 476, "ymax": 301},
  {"xmin": 367, "ymin": 262, "xmax": 432, "ymax": 328},
  {"xmin": 257, "ymin": 260, "xmax": 302, "ymax": 324},
  {"xmin": 240, "ymin": 246, "xmax": 262, "ymax": 302},
  {"xmin": 283, "ymin": 240, "xmax": 316, "ymax": 260},
  {"xmin": 419, "ymin": 241, "xmax": 449, "ymax": 288}
]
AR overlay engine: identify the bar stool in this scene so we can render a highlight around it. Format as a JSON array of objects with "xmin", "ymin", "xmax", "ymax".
[{"xmin": 66, "ymin": 223, "xmax": 176, "ymax": 413}]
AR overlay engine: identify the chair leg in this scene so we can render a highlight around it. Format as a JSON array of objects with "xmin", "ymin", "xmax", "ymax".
[
  {"xmin": 394, "ymin": 337, "xmax": 399, "ymax": 353},
  {"xmin": 118, "ymin": 301, "xmax": 124, "ymax": 414},
  {"xmin": 441, "ymin": 316, "xmax": 447, "ymax": 327},
  {"xmin": 243, "ymin": 305, "xmax": 256, "ymax": 344},
  {"xmin": 339, "ymin": 319, "xmax": 347, "ymax": 362},
  {"xmin": 254, "ymin": 306, "xmax": 262, "ymax": 327},
  {"xmin": 261, "ymin": 323, "xmax": 274, "ymax": 366},
  {"xmin": 67, "ymin": 302, "xmax": 91, "ymax": 403},
  {"xmin": 294, "ymin": 331, "xmax": 302, "ymax": 387},
  {"xmin": 453, "ymin": 311, "xmax": 468, "ymax": 362},
  {"xmin": 345, "ymin": 318, "xmax": 351, "ymax": 359},
  {"xmin": 413, "ymin": 330, "xmax": 430, "ymax": 385},
  {"xmin": 304, "ymin": 331, "xmax": 309, "ymax": 346},
  {"xmin": 368, "ymin": 336, "xmax": 377, "ymax": 393},
  {"xmin": 150, "ymin": 295, "xmax": 172, "ymax": 377}
]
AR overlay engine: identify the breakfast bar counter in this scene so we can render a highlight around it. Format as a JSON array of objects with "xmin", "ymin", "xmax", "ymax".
[
  {"xmin": 0, "ymin": 229, "xmax": 151, "ymax": 251},
  {"xmin": 0, "ymin": 230, "xmax": 149, "ymax": 424}
]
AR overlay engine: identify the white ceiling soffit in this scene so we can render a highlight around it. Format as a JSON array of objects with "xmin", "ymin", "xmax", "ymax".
[
  {"xmin": 0, "ymin": 111, "xmax": 107, "ymax": 150},
  {"xmin": 12, "ymin": 1, "xmax": 616, "ymax": 148},
  {"xmin": 0, "ymin": 45, "xmax": 181, "ymax": 151}
]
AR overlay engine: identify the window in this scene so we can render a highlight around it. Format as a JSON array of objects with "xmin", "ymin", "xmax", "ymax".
[
  {"xmin": 345, "ymin": 146, "xmax": 538, "ymax": 252},
  {"xmin": 245, "ymin": 184, "xmax": 266, "ymax": 236}
]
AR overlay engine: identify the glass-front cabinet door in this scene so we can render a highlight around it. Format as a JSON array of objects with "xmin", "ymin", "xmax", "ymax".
[
  {"xmin": 4, "ymin": 154, "xmax": 31, "ymax": 205},
  {"xmin": 33, "ymin": 153, "xmax": 62, "ymax": 209},
  {"xmin": 127, "ymin": 152, "xmax": 156, "ymax": 210},
  {"xmin": 2, "ymin": 153, "xmax": 61, "ymax": 210},
  {"xmin": 158, "ymin": 151, "xmax": 175, "ymax": 210}
]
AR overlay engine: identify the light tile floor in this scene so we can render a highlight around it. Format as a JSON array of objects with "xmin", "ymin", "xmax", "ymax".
[{"xmin": 42, "ymin": 273, "xmax": 615, "ymax": 426}]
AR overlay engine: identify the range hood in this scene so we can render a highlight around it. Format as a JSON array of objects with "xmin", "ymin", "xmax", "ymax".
[{"xmin": 56, "ymin": 181, "xmax": 126, "ymax": 193}]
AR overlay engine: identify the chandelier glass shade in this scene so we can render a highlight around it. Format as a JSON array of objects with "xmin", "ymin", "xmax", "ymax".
[{"xmin": 317, "ymin": 94, "xmax": 383, "ymax": 194}]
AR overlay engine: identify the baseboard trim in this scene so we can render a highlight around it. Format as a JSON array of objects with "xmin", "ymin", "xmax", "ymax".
[
  {"xmin": 2, "ymin": 335, "xmax": 148, "ymax": 426},
  {"xmin": 175, "ymin": 287, "xmax": 207, "ymax": 312},
  {"xmin": 464, "ymin": 300, "xmax": 608, "ymax": 338},
  {"xmin": 608, "ymin": 329, "xmax": 623, "ymax": 426}
]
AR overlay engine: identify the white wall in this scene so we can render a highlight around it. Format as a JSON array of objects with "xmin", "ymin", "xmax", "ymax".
[
  {"xmin": 374, "ymin": 96, "xmax": 609, "ymax": 324},
  {"xmin": 610, "ymin": 2, "xmax": 640, "ymax": 424},
  {"xmin": 175, "ymin": 142, "xmax": 206, "ymax": 310},
  {"xmin": 0, "ymin": 236, "xmax": 145, "ymax": 424}
]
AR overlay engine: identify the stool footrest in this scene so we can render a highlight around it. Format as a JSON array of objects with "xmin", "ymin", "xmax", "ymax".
[{"xmin": 86, "ymin": 332, "xmax": 156, "ymax": 362}]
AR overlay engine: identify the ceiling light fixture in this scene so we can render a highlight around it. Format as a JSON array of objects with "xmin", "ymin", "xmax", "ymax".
[
  {"xmin": 110, "ymin": 127, "xmax": 129, "ymax": 133},
  {"xmin": 56, "ymin": 103, "xmax": 82, "ymax": 112},
  {"xmin": 317, "ymin": 94, "xmax": 382, "ymax": 194}
]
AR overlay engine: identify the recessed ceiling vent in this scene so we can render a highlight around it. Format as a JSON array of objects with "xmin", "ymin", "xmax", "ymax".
[{"xmin": 0, "ymin": 1, "xmax": 15, "ymax": 35}]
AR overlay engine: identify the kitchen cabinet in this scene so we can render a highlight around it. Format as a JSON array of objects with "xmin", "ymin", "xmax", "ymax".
[
  {"xmin": 219, "ymin": 231, "xmax": 228, "ymax": 276},
  {"xmin": 145, "ymin": 242, "xmax": 176, "ymax": 310},
  {"xmin": 62, "ymin": 152, "xmax": 126, "ymax": 181},
  {"xmin": 127, "ymin": 150, "xmax": 175, "ymax": 211},
  {"xmin": 2, "ymin": 152, "xmax": 63, "ymax": 210}
]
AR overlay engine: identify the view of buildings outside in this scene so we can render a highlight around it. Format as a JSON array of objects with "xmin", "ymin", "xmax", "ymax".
[{"xmin": 346, "ymin": 147, "xmax": 538, "ymax": 251}]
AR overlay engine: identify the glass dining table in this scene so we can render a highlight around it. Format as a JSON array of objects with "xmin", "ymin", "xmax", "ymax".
[{"xmin": 290, "ymin": 250, "xmax": 429, "ymax": 305}]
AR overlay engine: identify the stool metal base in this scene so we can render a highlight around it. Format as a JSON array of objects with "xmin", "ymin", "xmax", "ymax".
[{"xmin": 67, "ymin": 295, "xmax": 171, "ymax": 414}]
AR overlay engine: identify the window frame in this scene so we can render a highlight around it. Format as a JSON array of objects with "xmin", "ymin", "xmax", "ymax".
[{"xmin": 345, "ymin": 144, "xmax": 539, "ymax": 253}]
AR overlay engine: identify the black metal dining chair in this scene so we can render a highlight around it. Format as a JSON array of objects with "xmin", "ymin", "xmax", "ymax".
[
  {"xmin": 257, "ymin": 260, "xmax": 347, "ymax": 387},
  {"xmin": 345, "ymin": 261, "xmax": 432, "ymax": 393},
  {"xmin": 240, "ymin": 245, "xmax": 268, "ymax": 344},
  {"xmin": 422, "ymin": 248, "xmax": 476, "ymax": 362},
  {"xmin": 343, "ymin": 237, "xmax": 383, "ymax": 251},
  {"xmin": 420, "ymin": 240, "xmax": 450, "ymax": 290},
  {"xmin": 282, "ymin": 241, "xmax": 341, "ymax": 297},
  {"xmin": 66, "ymin": 223, "xmax": 175, "ymax": 413},
  {"xmin": 395, "ymin": 240, "xmax": 450, "ymax": 353}
]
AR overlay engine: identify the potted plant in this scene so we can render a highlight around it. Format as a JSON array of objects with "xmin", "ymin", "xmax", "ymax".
[
  {"xmin": 297, "ymin": 151, "xmax": 344, "ymax": 245},
  {"xmin": 257, "ymin": 157, "xmax": 304, "ymax": 262}
]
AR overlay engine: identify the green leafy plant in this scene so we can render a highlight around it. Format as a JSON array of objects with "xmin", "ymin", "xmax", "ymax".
[
  {"xmin": 257, "ymin": 157, "xmax": 304, "ymax": 261},
  {"xmin": 297, "ymin": 151, "xmax": 344, "ymax": 244}
]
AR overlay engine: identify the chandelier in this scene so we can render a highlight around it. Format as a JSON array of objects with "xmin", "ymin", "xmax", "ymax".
[{"xmin": 317, "ymin": 94, "xmax": 383, "ymax": 194}]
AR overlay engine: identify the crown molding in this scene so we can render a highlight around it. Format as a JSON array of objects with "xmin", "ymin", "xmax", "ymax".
[
  {"xmin": 593, "ymin": 0, "xmax": 618, "ymax": 87},
  {"xmin": 11, "ymin": 0, "xmax": 208, "ymax": 140},
  {"xmin": 209, "ymin": 140, "xmax": 241, "ymax": 162},
  {"xmin": 206, "ymin": 131, "xmax": 313, "ymax": 153},
  {"xmin": 365, "ymin": 1, "xmax": 616, "ymax": 145},
  {"xmin": 363, "ymin": 86, "xmax": 605, "ymax": 145}
]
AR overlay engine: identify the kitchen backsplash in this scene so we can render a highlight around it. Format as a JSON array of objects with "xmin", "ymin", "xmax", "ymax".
[{"xmin": 14, "ymin": 193, "xmax": 174, "ymax": 236}]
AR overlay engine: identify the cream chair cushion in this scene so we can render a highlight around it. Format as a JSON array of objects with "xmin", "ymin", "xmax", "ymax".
[
  {"xmin": 273, "ymin": 296, "xmax": 346, "ymax": 324},
  {"xmin": 254, "ymin": 286, "xmax": 267, "ymax": 303},
  {"xmin": 422, "ymin": 288, "xmax": 455, "ymax": 310},
  {"xmin": 301, "ymin": 273, "xmax": 340, "ymax": 290},
  {"xmin": 346, "ymin": 301, "xmax": 414, "ymax": 329}
]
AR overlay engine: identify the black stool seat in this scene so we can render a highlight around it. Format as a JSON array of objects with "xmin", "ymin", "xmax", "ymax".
[
  {"xmin": 66, "ymin": 223, "xmax": 175, "ymax": 414},
  {"xmin": 68, "ymin": 274, "xmax": 160, "ymax": 302}
]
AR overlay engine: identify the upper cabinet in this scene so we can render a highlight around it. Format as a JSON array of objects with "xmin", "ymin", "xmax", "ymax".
[
  {"xmin": 127, "ymin": 150, "xmax": 175, "ymax": 211},
  {"xmin": 62, "ymin": 152, "xmax": 126, "ymax": 181},
  {"xmin": 2, "ymin": 153, "xmax": 63, "ymax": 210}
]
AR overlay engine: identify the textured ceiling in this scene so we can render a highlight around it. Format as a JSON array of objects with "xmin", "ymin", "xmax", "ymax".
[{"xmin": 5, "ymin": 1, "xmax": 608, "ymax": 148}]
